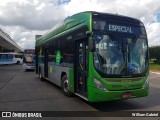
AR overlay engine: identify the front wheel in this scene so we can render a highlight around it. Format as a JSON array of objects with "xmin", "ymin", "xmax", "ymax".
[{"xmin": 61, "ymin": 75, "xmax": 73, "ymax": 97}]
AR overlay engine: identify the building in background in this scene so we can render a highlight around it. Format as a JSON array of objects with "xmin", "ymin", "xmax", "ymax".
[{"xmin": 0, "ymin": 28, "xmax": 22, "ymax": 52}]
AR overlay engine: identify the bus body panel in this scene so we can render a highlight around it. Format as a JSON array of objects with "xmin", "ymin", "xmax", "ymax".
[
  {"xmin": 13, "ymin": 58, "xmax": 23, "ymax": 64},
  {"xmin": 0, "ymin": 53, "xmax": 23, "ymax": 65},
  {"xmin": 88, "ymin": 85, "xmax": 148, "ymax": 102},
  {"xmin": 35, "ymin": 11, "xmax": 149, "ymax": 102},
  {"xmin": 39, "ymin": 62, "xmax": 74, "ymax": 89},
  {"xmin": 69, "ymin": 68, "xmax": 74, "ymax": 93},
  {"xmin": 48, "ymin": 63, "xmax": 71, "ymax": 86}
]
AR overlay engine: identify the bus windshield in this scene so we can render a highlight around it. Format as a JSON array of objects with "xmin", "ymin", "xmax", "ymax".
[
  {"xmin": 24, "ymin": 53, "xmax": 34, "ymax": 63},
  {"xmin": 93, "ymin": 34, "xmax": 148, "ymax": 77}
]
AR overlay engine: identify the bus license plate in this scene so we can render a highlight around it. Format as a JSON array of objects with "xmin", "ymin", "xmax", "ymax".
[{"xmin": 122, "ymin": 92, "xmax": 132, "ymax": 98}]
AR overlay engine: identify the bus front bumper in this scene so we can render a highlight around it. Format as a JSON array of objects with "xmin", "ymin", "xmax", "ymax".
[
  {"xmin": 23, "ymin": 63, "xmax": 35, "ymax": 70},
  {"xmin": 88, "ymin": 87, "xmax": 149, "ymax": 102}
]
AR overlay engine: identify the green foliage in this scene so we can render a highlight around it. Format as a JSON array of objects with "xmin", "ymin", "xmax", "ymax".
[
  {"xmin": 150, "ymin": 63, "xmax": 160, "ymax": 71},
  {"xmin": 149, "ymin": 46, "xmax": 160, "ymax": 64}
]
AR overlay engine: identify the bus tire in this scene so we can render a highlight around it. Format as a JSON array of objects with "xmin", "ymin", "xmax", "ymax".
[
  {"xmin": 61, "ymin": 75, "xmax": 73, "ymax": 97},
  {"xmin": 39, "ymin": 70, "xmax": 44, "ymax": 81},
  {"xmin": 17, "ymin": 61, "xmax": 20, "ymax": 64}
]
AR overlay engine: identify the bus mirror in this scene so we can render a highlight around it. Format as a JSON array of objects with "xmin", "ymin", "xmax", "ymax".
[{"xmin": 89, "ymin": 40, "xmax": 96, "ymax": 52}]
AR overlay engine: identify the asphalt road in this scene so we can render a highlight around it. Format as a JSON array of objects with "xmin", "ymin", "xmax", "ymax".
[{"xmin": 0, "ymin": 64, "xmax": 160, "ymax": 120}]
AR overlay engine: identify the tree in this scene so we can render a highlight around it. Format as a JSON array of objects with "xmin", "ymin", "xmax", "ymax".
[{"xmin": 149, "ymin": 46, "xmax": 160, "ymax": 64}]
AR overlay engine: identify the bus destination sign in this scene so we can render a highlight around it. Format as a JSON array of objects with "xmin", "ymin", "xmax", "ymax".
[{"xmin": 108, "ymin": 24, "xmax": 132, "ymax": 33}]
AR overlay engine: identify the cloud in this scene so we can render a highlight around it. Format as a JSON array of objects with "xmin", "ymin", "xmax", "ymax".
[
  {"xmin": 0, "ymin": 0, "xmax": 67, "ymax": 30},
  {"xmin": 0, "ymin": 0, "xmax": 160, "ymax": 50},
  {"xmin": 64, "ymin": 0, "xmax": 160, "ymax": 20},
  {"xmin": 0, "ymin": 25, "xmax": 47, "ymax": 50},
  {"xmin": 146, "ymin": 22, "xmax": 160, "ymax": 46}
]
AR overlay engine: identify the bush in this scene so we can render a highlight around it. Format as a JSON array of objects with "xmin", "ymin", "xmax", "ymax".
[{"xmin": 149, "ymin": 46, "xmax": 160, "ymax": 65}]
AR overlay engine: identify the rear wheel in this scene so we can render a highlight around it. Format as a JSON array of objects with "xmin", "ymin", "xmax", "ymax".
[{"xmin": 61, "ymin": 75, "xmax": 73, "ymax": 96}]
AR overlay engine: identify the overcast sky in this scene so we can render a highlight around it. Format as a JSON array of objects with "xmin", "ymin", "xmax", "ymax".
[{"xmin": 0, "ymin": 0, "xmax": 160, "ymax": 49}]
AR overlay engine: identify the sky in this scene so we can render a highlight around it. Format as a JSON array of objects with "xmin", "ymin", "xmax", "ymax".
[{"xmin": 0, "ymin": 0, "xmax": 160, "ymax": 50}]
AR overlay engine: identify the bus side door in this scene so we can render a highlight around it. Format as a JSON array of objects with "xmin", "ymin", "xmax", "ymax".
[{"xmin": 75, "ymin": 38, "xmax": 88, "ymax": 97}]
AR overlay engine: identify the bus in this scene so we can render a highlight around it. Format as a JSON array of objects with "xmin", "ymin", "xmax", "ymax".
[
  {"xmin": 23, "ymin": 49, "xmax": 35, "ymax": 71},
  {"xmin": 35, "ymin": 11, "xmax": 149, "ymax": 102},
  {"xmin": 0, "ymin": 52, "xmax": 23, "ymax": 65}
]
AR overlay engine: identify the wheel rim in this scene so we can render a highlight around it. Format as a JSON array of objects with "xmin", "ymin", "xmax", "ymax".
[{"xmin": 63, "ymin": 79, "xmax": 69, "ymax": 92}]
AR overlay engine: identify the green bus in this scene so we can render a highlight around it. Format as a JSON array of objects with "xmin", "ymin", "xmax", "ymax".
[{"xmin": 35, "ymin": 11, "xmax": 149, "ymax": 102}]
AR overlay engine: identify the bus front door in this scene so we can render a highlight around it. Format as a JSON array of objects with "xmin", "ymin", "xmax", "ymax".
[{"xmin": 75, "ymin": 39, "xmax": 88, "ymax": 97}]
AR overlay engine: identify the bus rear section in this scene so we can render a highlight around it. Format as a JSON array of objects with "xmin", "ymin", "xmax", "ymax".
[
  {"xmin": 14, "ymin": 53, "xmax": 23, "ymax": 64},
  {"xmin": 23, "ymin": 49, "xmax": 35, "ymax": 71}
]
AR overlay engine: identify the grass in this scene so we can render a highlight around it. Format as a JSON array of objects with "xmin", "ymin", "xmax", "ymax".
[{"xmin": 150, "ymin": 63, "xmax": 160, "ymax": 71}]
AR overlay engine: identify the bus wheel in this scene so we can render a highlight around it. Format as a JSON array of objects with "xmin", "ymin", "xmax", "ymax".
[
  {"xmin": 39, "ymin": 70, "xmax": 44, "ymax": 81},
  {"xmin": 17, "ymin": 61, "xmax": 20, "ymax": 64},
  {"xmin": 61, "ymin": 75, "xmax": 73, "ymax": 97}
]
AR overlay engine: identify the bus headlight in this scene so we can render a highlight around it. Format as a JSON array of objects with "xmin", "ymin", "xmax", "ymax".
[
  {"xmin": 92, "ymin": 77, "xmax": 106, "ymax": 91},
  {"xmin": 143, "ymin": 77, "xmax": 149, "ymax": 88}
]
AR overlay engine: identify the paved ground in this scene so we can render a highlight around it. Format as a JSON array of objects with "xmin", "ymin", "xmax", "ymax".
[{"xmin": 0, "ymin": 64, "xmax": 160, "ymax": 120}]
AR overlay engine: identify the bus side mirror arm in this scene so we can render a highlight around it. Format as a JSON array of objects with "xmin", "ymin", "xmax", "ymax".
[{"xmin": 86, "ymin": 31, "xmax": 95, "ymax": 52}]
